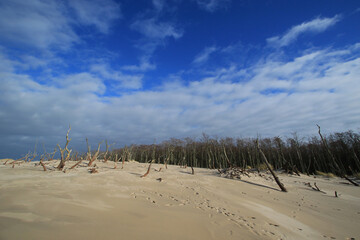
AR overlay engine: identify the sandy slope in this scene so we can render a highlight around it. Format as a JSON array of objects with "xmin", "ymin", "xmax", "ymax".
[{"xmin": 0, "ymin": 159, "xmax": 359, "ymax": 240}]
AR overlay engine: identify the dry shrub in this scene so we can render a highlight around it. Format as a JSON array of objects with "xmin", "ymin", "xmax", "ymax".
[{"xmin": 315, "ymin": 171, "xmax": 336, "ymax": 178}]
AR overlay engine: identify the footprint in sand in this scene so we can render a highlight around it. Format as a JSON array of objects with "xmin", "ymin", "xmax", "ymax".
[{"xmin": 269, "ymin": 222, "xmax": 279, "ymax": 227}]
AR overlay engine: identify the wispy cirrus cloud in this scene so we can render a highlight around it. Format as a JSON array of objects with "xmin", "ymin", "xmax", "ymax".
[
  {"xmin": 152, "ymin": 0, "xmax": 165, "ymax": 12},
  {"xmin": 131, "ymin": 18, "xmax": 183, "ymax": 40},
  {"xmin": 129, "ymin": 13, "xmax": 183, "ymax": 71},
  {"xmin": 193, "ymin": 46, "xmax": 218, "ymax": 64},
  {"xmin": 195, "ymin": 0, "xmax": 231, "ymax": 12},
  {"xmin": 267, "ymin": 15, "xmax": 341, "ymax": 47},
  {"xmin": 122, "ymin": 56, "xmax": 156, "ymax": 72}
]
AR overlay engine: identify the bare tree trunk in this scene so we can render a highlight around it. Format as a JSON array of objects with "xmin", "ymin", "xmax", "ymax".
[
  {"xmin": 257, "ymin": 140, "xmax": 287, "ymax": 192},
  {"xmin": 317, "ymin": 125, "xmax": 358, "ymax": 186},
  {"xmin": 57, "ymin": 125, "xmax": 72, "ymax": 170},
  {"xmin": 103, "ymin": 140, "xmax": 115, "ymax": 163},
  {"xmin": 39, "ymin": 157, "xmax": 47, "ymax": 171},
  {"xmin": 88, "ymin": 141, "xmax": 103, "ymax": 167}
]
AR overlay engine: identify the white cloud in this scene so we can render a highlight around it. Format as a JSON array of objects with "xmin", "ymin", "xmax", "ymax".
[
  {"xmin": 196, "ymin": 0, "xmax": 231, "ymax": 12},
  {"xmin": 1, "ymin": 43, "xmax": 360, "ymax": 158},
  {"xmin": 193, "ymin": 46, "xmax": 218, "ymax": 64},
  {"xmin": 0, "ymin": 0, "xmax": 121, "ymax": 51},
  {"xmin": 90, "ymin": 63, "xmax": 143, "ymax": 89},
  {"xmin": 0, "ymin": 0, "xmax": 78, "ymax": 50},
  {"xmin": 267, "ymin": 15, "xmax": 341, "ymax": 47},
  {"xmin": 68, "ymin": 0, "xmax": 121, "ymax": 34}
]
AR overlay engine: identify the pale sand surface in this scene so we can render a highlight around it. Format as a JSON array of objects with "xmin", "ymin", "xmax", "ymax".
[{"xmin": 0, "ymin": 160, "xmax": 359, "ymax": 240}]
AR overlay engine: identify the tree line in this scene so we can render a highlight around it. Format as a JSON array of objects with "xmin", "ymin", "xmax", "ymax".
[{"xmin": 109, "ymin": 130, "xmax": 360, "ymax": 176}]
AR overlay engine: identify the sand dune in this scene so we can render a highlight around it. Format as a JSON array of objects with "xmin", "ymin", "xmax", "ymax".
[{"xmin": 0, "ymin": 160, "xmax": 359, "ymax": 240}]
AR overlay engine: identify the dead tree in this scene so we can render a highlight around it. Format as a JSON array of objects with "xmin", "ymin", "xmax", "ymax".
[
  {"xmin": 57, "ymin": 125, "xmax": 72, "ymax": 170},
  {"xmin": 317, "ymin": 125, "xmax": 359, "ymax": 186},
  {"xmin": 39, "ymin": 157, "xmax": 47, "ymax": 171},
  {"xmin": 86, "ymin": 138, "xmax": 91, "ymax": 161},
  {"xmin": 88, "ymin": 141, "xmax": 103, "ymax": 167},
  {"xmin": 257, "ymin": 140, "xmax": 287, "ymax": 192},
  {"xmin": 103, "ymin": 140, "xmax": 115, "ymax": 163},
  {"xmin": 48, "ymin": 148, "xmax": 57, "ymax": 161},
  {"xmin": 223, "ymin": 146, "xmax": 233, "ymax": 168},
  {"xmin": 114, "ymin": 154, "xmax": 118, "ymax": 169},
  {"xmin": 164, "ymin": 157, "xmax": 169, "ymax": 169},
  {"xmin": 28, "ymin": 142, "xmax": 37, "ymax": 162}
]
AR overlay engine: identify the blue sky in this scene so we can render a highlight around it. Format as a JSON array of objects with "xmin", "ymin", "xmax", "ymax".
[{"xmin": 0, "ymin": 0, "xmax": 360, "ymax": 158}]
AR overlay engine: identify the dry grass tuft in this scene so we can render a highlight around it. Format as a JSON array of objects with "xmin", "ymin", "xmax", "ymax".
[{"xmin": 316, "ymin": 171, "xmax": 336, "ymax": 178}]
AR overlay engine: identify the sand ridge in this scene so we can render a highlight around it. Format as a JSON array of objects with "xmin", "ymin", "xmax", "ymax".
[{"xmin": 0, "ymin": 159, "xmax": 359, "ymax": 240}]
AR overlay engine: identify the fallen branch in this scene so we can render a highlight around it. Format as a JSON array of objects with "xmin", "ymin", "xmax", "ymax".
[
  {"xmin": 89, "ymin": 168, "xmax": 98, "ymax": 174},
  {"xmin": 313, "ymin": 182, "xmax": 321, "ymax": 191},
  {"xmin": 304, "ymin": 182, "xmax": 326, "ymax": 194},
  {"xmin": 141, "ymin": 162, "xmax": 152, "ymax": 178},
  {"xmin": 218, "ymin": 167, "xmax": 250, "ymax": 179},
  {"xmin": 70, "ymin": 158, "xmax": 83, "ymax": 170},
  {"xmin": 10, "ymin": 160, "xmax": 24, "ymax": 168}
]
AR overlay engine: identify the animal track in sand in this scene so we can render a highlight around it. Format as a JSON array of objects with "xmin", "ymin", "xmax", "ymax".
[{"xmin": 322, "ymin": 235, "xmax": 336, "ymax": 239}]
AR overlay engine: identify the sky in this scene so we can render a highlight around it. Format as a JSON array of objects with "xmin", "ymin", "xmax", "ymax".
[{"xmin": 0, "ymin": 0, "xmax": 360, "ymax": 158}]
